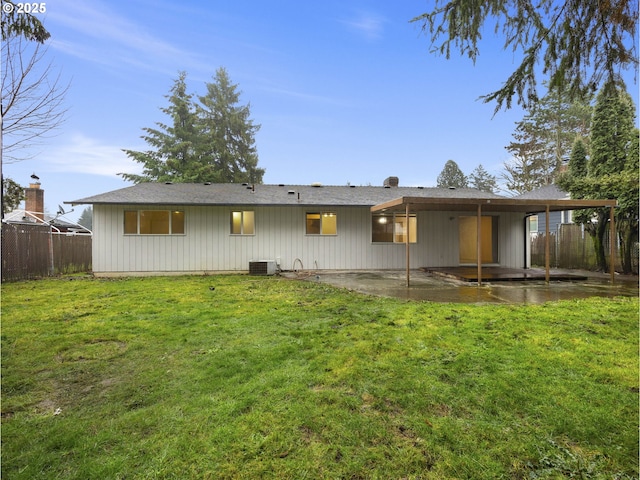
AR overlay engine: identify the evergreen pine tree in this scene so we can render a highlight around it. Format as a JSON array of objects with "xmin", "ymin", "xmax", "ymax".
[
  {"xmin": 197, "ymin": 68, "xmax": 264, "ymax": 184},
  {"xmin": 468, "ymin": 164, "xmax": 497, "ymax": 193},
  {"xmin": 437, "ymin": 160, "xmax": 468, "ymax": 188},
  {"xmin": 120, "ymin": 72, "xmax": 199, "ymax": 183},
  {"xmin": 120, "ymin": 69, "xmax": 264, "ymax": 184},
  {"xmin": 77, "ymin": 207, "xmax": 93, "ymax": 231},
  {"xmin": 568, "ymin": 138, "xmax": 588, "ymax": 180},
  {"xmin": 560, "ymin": 82, "xmax": 638, "ymax": 272},
  {"xmin": 503, "ymin": 87, "xmax": 592, "ymax": 193}
]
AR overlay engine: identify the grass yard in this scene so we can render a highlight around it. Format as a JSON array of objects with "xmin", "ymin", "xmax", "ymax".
[{"xmin": 1, "ymin": 275, "xmax": 638, "ymax": 479}]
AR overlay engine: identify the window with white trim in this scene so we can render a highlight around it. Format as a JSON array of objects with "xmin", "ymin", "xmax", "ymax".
[
  {"xmin": 306, "ymin": 212, "xmax": 337, "ymax": 235},
  {"xmin": 124, "ymin": 210, "xmax": 185, "ymax": 235},
  {"xmin": 231, "ymin": 211, "xmax": 255, "ymax": 235}
]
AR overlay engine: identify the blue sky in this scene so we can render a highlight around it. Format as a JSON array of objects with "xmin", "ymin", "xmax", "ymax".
[{"xmin": 5, "ymin": 0, "xmax": 638, "ymax": 222}]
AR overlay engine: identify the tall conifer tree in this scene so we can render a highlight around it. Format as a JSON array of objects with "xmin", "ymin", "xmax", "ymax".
[
  {"xmin": 120, "ymin": 69, "xmax": 264, "ymax": 184},
  {"xmin": 120, "ymin": 72, "xmax": 199, "ymax": 183},
  {"xmin": 560, "ymin": 82, "xmax": 638, "ymax": 272},
  {"xmin": 437, "ymin": 160, "xmax": 468, "ymax": 188},
  {"xmin": 197, "ymin": 68, "xmax": 263, "ymax": 184},
  {"xmin": 468, "ymin": 164, "xmax": 497, "ymax": 193},
  {"xmin": 502, "ymin": 87, "xmax": 592, "ymax": 193}
]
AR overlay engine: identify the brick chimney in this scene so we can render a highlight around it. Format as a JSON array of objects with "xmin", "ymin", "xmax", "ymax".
[{"xmin": 25, "ymin": 183, "xmax": 44, "ymax": 221}]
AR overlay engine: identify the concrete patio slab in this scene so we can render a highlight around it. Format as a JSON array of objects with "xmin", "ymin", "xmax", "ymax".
[
  {"xmin": 282, "ymin": 270, "xmax": 639, "ymax": 304},
  {"xmin": 422, "ymin": 266, "xmax": 587, "ymax": 282}
]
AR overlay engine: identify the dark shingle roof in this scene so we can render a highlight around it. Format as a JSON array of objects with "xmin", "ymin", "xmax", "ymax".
[{"xmin": 67, "ymin": 183, "xmax": 505, "ymax": 207}]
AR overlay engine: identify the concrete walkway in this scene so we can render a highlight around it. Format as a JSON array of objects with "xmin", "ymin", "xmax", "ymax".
[{"xmin": 283, "ymin": 270, "xmax": 639, "ymax": 304}]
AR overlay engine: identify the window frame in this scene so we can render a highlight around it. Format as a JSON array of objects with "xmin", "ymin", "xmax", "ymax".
[
  {"xmin": 123, "ymin": 209, "xmax": 185, "ymax": 235},
  {"xmin": 371, "ymin": 213, "xmax": 417, "ymax": 243},
  {"xmin": 230, "ymin": 210, "xmax": 255, "ymax": 236},
  {"xmin": 305, "ymin": 211, "xmax": 337, "ymax": 236}
]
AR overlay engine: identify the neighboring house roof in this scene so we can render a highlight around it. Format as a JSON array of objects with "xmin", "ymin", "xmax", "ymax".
[
  {"xmin": 3, "ymin": 210, "xmax": 91, "ymax": 234},
  {"xmin": 515, "ymin": 184, "xmax": 569, "ymax": 200},
  {"xmin": 67, "ymin": 183, "xmax": 504, "ymax": 207}
]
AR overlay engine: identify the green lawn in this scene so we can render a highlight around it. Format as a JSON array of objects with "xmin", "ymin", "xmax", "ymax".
[{"xmin": 2, "ymin": 275, "xmax": 638, "ymax": 479}]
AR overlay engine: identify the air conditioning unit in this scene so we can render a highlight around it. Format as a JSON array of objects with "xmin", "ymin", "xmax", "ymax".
[{"xmin": 249, "ymin": 260, "xmax": 277, "ymax": 276}]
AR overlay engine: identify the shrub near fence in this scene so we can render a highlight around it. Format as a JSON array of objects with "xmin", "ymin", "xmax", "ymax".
[
  {"xmin": 1, "ymin": 223, "xmax": 92, "ymax": 282},
  {"xmin": 531, "ymin": 223, "xmax": 637, "ymax": 273}
]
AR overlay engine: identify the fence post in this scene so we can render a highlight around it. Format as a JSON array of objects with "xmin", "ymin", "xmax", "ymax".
[{"xmin": 48, "ymin": 226, "xmax": 55, "ymax": 276}]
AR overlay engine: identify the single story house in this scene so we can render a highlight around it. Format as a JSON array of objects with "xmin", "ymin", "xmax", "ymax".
[{"xmin": 67, "ymin": 178, "xmax": 616, "ymax": 279}]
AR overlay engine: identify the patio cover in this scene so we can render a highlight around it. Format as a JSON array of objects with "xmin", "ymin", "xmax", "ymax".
[{"xmin": 371, "ymin": 196, "xmax": 618, "ymax": 286}]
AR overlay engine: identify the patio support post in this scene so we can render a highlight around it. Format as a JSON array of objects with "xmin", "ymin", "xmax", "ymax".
[
  {"xmin": 406, "ymin": 202, "xmax": 410, "ymax": 287},
  {"xmin": 545, "ymin": 205, "xmax": 550, "ymax": 283},
  {"xmin": 477, "ymin": 203, "xmax": 482, "ymax": 286},
  {"xmin": 610, "ymin": 205, "xmax": 615, "ymax": 284}
]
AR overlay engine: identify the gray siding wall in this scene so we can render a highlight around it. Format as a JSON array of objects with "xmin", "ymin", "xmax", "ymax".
[
  {"xmin": 536, "ymin": 211, "xmax": 563, "ymax": 235},
  {"xmin": 92, "ymin": 205, "xmax": 525, "ymax": 274}
]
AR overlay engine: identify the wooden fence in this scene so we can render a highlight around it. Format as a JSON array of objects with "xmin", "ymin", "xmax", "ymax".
[
  {"xmin": 531, "ymin": 223, "xmax": 638, "ymax": 273},
  {"xmin": 1, "ymin": 223, "xmax": 92, "ymax": 282}
]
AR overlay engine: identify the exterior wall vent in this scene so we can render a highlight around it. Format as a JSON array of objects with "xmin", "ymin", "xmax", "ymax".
[{"xmin": 249, "ymin": 260, "xmax": 277, "ymax": 276}]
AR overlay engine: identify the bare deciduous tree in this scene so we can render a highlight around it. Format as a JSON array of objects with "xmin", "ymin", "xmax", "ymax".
[{"xmin": 1, "ymin": 34, "xmax": 69, "ymax": 163}]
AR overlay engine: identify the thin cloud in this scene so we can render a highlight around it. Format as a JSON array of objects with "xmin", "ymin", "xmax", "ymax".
[
  {"xmin": 260, "ymin": 86, "xmax": 352, "ymax": 107},
  {"xmin": 47, "ymin": 134, "xmax": 142, "ymax": 178},
  {"xmin": 340, "ymin": 11, "xmax": 386, "ymax": 41},
  {"xmin": 48, "ymin": 0, "xmax": 203, "ymax": 74}
]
